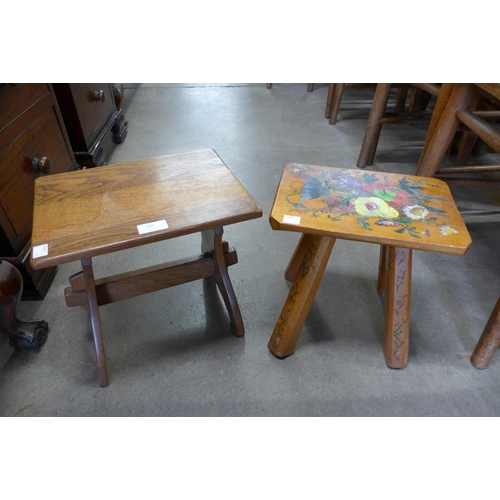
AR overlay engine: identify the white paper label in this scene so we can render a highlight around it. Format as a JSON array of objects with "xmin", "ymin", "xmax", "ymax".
[
  {"xmin": 137, "ymin": 219, "xmax": 168, "ymax": 234},
  {"xmin": 32, "ymin": 244, "xmax": 48, "ymax": 258},
  {"xmin": 283, "ymin": 215, "xmax": 301, "ymax": 225}
]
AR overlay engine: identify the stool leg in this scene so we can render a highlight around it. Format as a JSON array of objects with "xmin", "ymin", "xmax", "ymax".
[
  {"xmin": 284, "ymin": 233, "xmax": 315, "ymax": 282},
  {"xmin": 470, "ymin": 295, "xmax": 500, "ymax": 369},
  {"xmin": 81, "ymin": 257, "xmax": 109, "ymax": 387},
  {"xmin": 357, "ymin": 83, "xmax": 392, "ymax": 167},
  {"xmin": 202, "ymin": 227, "xmax": 245, "ymax": 336},
  {"xmin": 377, "ymin": 245, "xmax": 389, "ymax": 302},
  {"xmin": 384, "ymin": 247, "xmax": 412, "ymax": 369},
  {"xmin": 268, "ymin": 235, "xmax": 335, "ymax": 358}
]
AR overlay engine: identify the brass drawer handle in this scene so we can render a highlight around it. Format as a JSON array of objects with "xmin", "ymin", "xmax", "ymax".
[
  {"xmin": 93, "ymin": 90, "xmax": 105, "ymax": 102},
  {"xmin": 32, "ymin": 156, "xmax": 52, "ymax": 175}
]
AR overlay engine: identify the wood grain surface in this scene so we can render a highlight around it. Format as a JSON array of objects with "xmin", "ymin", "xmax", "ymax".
[{"xmin": 31, "ymin": 149, "xmax": 262, "ymax": 268}]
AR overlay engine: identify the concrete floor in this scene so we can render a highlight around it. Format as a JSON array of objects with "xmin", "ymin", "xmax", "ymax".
[{"xmin": 2, "ymin": 83, "xmax": 500, "ymax": 417}]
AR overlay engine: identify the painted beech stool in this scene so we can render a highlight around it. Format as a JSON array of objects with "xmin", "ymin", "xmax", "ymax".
[{"xmin": 268, "ymin": 163, "xmax": 472, "ymax": 368}]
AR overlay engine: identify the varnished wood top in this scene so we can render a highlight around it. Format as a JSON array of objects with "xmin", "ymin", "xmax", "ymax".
[
  {"xmin": 270, "ymin": 163, "xmax": 472, "ymax": 255},
  {"xmin": 31, "ymin": 149, "xmax": 262, "ymax": 269}
]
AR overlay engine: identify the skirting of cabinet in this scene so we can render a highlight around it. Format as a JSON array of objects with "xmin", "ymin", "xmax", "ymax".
[{"xmin": 73, "ymin": 109, "xmax": 128, "ymax": 167}]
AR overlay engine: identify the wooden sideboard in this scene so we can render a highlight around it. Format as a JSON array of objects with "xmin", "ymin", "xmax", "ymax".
[
  {"xmin": 52, "ymin": 83, "xmax": 128, "ymax": 167},
  {"xmin": 0, "ymin": 83, "xmax": 79, "ymax": 298}
]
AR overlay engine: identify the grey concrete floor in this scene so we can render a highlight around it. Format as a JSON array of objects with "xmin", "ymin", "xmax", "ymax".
[{"xmin": 2, "ymin": 83, "xmax": 500, "ymax": 417}]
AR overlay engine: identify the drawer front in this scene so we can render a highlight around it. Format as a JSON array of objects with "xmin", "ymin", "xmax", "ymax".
[
  {"xmin": 71, "ymin": 83, "xmax": 116, "ymax": 146},
  {"xmin": 0, "ymin": 106, "xmax": 73, "ymax": 244},
  {"xmin": 0, "ymin": 84, "xmax": 49, "ymax": 132}
]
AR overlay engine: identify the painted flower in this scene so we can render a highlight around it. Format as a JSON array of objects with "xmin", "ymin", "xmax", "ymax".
[
  {"xmin": 375, "ymin": 219, "xmax": 400, "ymax": 227},
  {"xmin": 353, "ymin": 197, "xmax": 399, "ymax": 218},
  {"xmin": 402, "ymin": 205, "xmax": 429, "ymax": 220},
  {"xmin": 422, "ymin": 229, "xmax": 430, "ymax": 237},
  {"xmin": 440, "ymin": 225, "xmax": 458, "ymax": 235}
]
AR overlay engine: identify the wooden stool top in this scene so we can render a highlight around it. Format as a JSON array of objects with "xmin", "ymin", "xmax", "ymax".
[
  {"xmin": 270, "ymin": 163, "xmax": 471, "ymax": 255},
  {"xmin": 31, "ymin": 149, "xmax": 262, "ymax": 269}
]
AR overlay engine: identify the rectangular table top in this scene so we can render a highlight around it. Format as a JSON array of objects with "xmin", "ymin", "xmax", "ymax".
[
  {"xmin": 270, "ymin": 163, "xmax": 472, "ymax": 255},
  {"xmin": 31, "ymin": 149, "xmax": 262, "ymax": 269}
]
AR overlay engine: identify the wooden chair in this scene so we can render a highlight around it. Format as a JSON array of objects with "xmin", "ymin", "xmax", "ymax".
[
  {"xmin": 416, "ymin": 83, "xmax": 500, "ymax": 187},
  {"xmin": 415, "ymin": 84, "xmax": 500, "ymax": 369},
  {"xmin": 357, "ymin": 83, "xmax": 441, "ymax": 168}
]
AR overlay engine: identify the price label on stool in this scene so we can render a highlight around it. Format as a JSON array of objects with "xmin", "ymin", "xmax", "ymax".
[
  {"xmin": 283, "ymin": 215, "xmax": 301, "ymax": 225},
  {"xmin": 32, "ymin": 244, "xmax": 49, "ymax": 258},
  {"xmin": 137, "ymin": 220, "xmax": 169, "ymax": 234}
]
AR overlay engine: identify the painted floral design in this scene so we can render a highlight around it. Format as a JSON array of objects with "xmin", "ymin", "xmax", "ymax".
[
  {"xmin": 440, "ymin": 225, "xmax": 458, "ymax": 235},
  {"xmin": 403, "ymin": 205, "xmax": 429, "ymax": 220},
  {"xmin": 285, "ymin": 165, "xmax": 457, "ymax": 239},
  {"xmin": 354, "ymin": 197, "xmax": 399, "ymax": 218}
]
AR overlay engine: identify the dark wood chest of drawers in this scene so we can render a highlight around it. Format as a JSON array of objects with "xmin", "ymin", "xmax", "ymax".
[
  {"xmin": 0, "ymin": 83, "xmax": 78, "ymax": 299},
  {"xmin": 52, "ymin": 83, "xmax": 128, "ymax": 167}
]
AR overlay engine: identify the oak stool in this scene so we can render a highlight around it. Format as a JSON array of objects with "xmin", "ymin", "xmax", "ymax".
[
  {"xmin": 268, "ymin": 163, "xmax": 471, "ymax": 368},
  {"xmin": 30, "ymin": 149, "xmax": 262, "ymax": 386}
]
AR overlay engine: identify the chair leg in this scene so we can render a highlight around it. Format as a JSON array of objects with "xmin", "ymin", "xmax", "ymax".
[
  {"xmin": 395, "ymin": 87, "xmax": 408, "ymax": 112},
  {"xmin": 417, "ymin": 83, "xmax": 476, "ymax": 177},
  {"xmin": 307, "ymin": 83, "xmax": 315, "ymax": 92},
  {"xmin": 325, "ymin": 84, "xmax": 336, "ymax": 119},
  {"xmin": 357, "ymin": 83, "xmax": 392, "ymax": 167},
  {"xmin": 470, "ymin": 295, "xmax": 500, "ymax": 369},
  {"xmin": 328, "ymin": 83, "xmax": 346, "ymax": 125},
  {"xmin": 266, "ymin": 83, "xmax": 272, "ymax": 89}
]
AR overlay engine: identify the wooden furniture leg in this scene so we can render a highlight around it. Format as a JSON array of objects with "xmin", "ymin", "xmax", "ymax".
[
  {"xmin": 416, "ymin": 83, "xmax": 476, "ymax": 177},
  {"xmin": 419, "ymin": 83, "xmax": 456, "ymax": 165},
  {"xmin": 328, "ymin": 83, "xmax": 346, "ymax": 125},
  {"xmin": 268, "ymin": 235, "xmax": 335, "ymax": 358},
  {"xmin": 470, "ymin": 296, "xmax": 500, "ymax": 369},
  {"xmin": 202, "ymin": 227, "xmax": 244, "ymax": 336},
  {"xmin": 377, "ymin": 245, "xmax": 389, "ymax": 302},
  {"xmin": 81, "ymin": 257, "xmax": 109, "ymax": 387},
  {"xmin": 325, "ymin": 84, "xmax": 336, "ymax": 119},
  {"xmin": 357, "ymin": 83, "xmax": 392, "ymax": 167},
  {"xmin": 384, "ymin": 247, "xmax": 412, "ymax": 368},
  {"xmin": 0, "ymin": 259, "xmax": 48, "ymax": 350},
  {"xmin": 284, "ymin": 233, "xmax": 315, "ymax": 282}
]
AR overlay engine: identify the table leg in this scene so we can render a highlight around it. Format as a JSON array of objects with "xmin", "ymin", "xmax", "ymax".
[
  {"xmin": 268, "ymin": 235, "xmax": 335, "ymax": 358},
  {"xmin": 81, "ymin": 257, "xmax": 109, "ymax": 387},
  {"xmin": 384, "ymin": 247, "xmax": 412, "ymax": 369},
  {"xmin": 470, "ymin": 295, "xmax": 500, "ymax": 369},
  {"xmin": 201, "ymin": 227, "xmax": 244, "ymax": 336}
]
